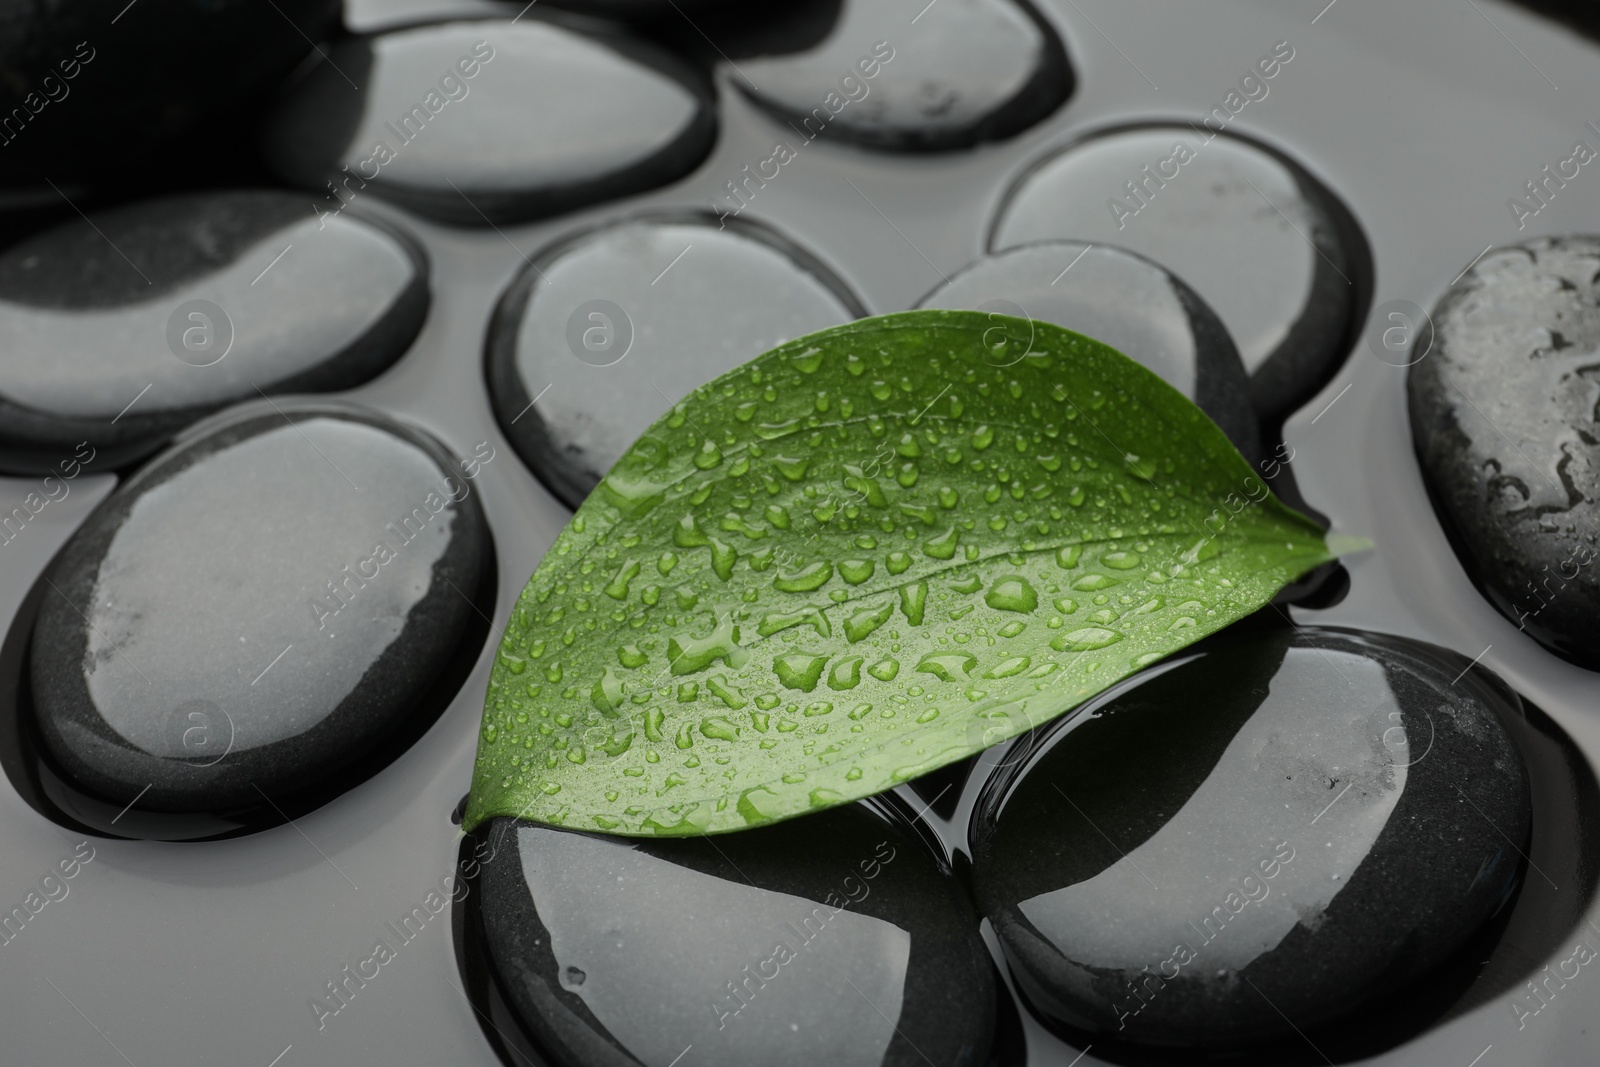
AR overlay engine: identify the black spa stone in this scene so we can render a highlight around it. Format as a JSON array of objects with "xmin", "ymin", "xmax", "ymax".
[
  {"xmin": 474, "ymin": 800, "xmax": 995, "ymax": 1066},
  {"xmin": 260, "ymin": 18, "xmax": 717, "ymax": 226},
  {"xmin": 917, "ymin": 242, "xmax": 1262, "ymax": 463},
  {"xmin": 969, "ymin": 627, "xmax": 1530, "ymax": 1051},
  {"xmin": 1409, "ymin": 237, "xmax": 1600, "ymax": 668},
  {"xmin": 486, "ymin": 213, "xmax": 865, "ymax": 509},
  {"xmin": 27, "ymin": 400, "xmax": 491, "ymax": 817},
  {"xmin": 992, "ymin": 124, "xmax": 1362, "ymax": 423},
  {"xmin": 0, "ymin": 190, "xmax": 429, "ymax": 476},
  {"xmin": 0, "ymin": 0, "xmax": 338, "ymax": 182},
  {"xmin": 539, "ymin": 0, "xmax": 731, "ymax": 15},
  {"xmin": 736, "ymin": 0, "xmax": 1070, "ymax": 152}
]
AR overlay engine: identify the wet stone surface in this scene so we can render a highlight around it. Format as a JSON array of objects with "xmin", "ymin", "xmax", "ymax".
[
  {"xmin": 917, "ymin": 241, "xmax": 1261, "ymax": 462},
  {"xmin": 473, "ymin": 799, "xmax": 996, "ymax": 1066},
  {"xmin": 736, "ymin": 0, "xmax": 1071, "ymax": 151},
  {"xmin": 261, "ymin": 18, "xmax": 717, "ymax": 225},
  {"xmin": 1409, "ymin": 237, "xmax": 1600, "ymax": 669},
  {"xmin": 0, "ymin": 190, "xmax": 429, "ymax": 475},
  {"xmin": 969, "ymin": 627, "xmax": 1530, "ymax": 1051},
  {"xmin": 486, "ymin": 214, "xmax": 865, "ymax": 508},
  {"xmin": 992, "ymin": 123, "xmax": 1361, "ymax": 423},
  {"xmin": 27, "ymin": 400, "xmax": 492, "ymax": 817}
]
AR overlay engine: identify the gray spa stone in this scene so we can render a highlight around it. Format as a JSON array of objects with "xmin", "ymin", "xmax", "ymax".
[
  {"xmin": 917, "ymin": 241, "xmax": 1261, "ymax": 462},
  {"xmin": 0, "ymin": 0, "xmax": 338, "ymax": 182},
  {"xmin": 475, "ymin": 800, "xmax": 996, "ymax": 1066},
  {"xmin": 485, "ymin": 213, "xmax": 866, "ymax": 508},
  {"xmin": 28, "ymin": 400, "xmax": 492, "ymax": 816},
  {"xmin": 970, "ymin": 628, "xmax": 1530, "ymax": 1050},
  {"xmin": 1409, "ymin": 236, "xmax": 1600, "ymax": 668},
  {"xmin": 736, "ymin": 0, "xmax": 1070, "ymax": 151},
  {"xmin": 992, "ymin": 124, "xmax": 1362, "ymax": 422},
  {"xmin": 0, "ymin": 190, "xmax": 428, "ymax": 475},
  {"xmin": 260, "ymin": 18, "xmax": 717, "ymax": 225}
]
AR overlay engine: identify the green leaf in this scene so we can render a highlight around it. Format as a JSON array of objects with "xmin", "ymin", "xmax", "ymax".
[{"xmin": 464, "ymin": 310, "xmax": 1350, "ymax": 836}]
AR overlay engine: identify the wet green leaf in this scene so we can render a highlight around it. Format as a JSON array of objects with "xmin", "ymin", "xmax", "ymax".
[{"xmin": 465, "ymin": 310, "xmax": 1354, "ymax": 835}]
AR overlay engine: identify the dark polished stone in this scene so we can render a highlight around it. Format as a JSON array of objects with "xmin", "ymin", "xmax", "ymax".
[
  {"xmin": 0, "ymin": 190, "xmax": 428, "ymax": 476},
  {"xmin": 0, "ymin": 0, "xmax": 338, "ymax": 182},
  {"xmin": 970, "ymin": 628, "xmax": 1530, "ymax": 1052},
  {"xmin": 541, "ymin": 0, "xmax": 731, "ymax": 15},
  {"xmin": 992, "ymin": 125, "xmax": 1365, "ymax": 423},
  {"xmin": 27, "ymin": 399, "xmax": 492, "ymax": 818},
  {"xmin": 486, "ymin": 213, "xmax": 865, "ymax": 508},
  {"xmin": 1410, "ymin": 237, "xmax": 1600, "ymax": 668},
  {"xmin": 736, "ymin": 0, "xmax": 1070, "ymax": 152},
  {"xmin": 261, "ymin": 17, "xmax": 716, "ymax": 226},
  {"xmin": 917, "ymin": 242, "xmax": 1261, "ymax": 462},
  {"xmin": 1507, "ymin": 0, "xmax": 1600, "ymax": 42},
  {"xmin": 474, "ymin": 799, "xmax": 995, "ymax": 1066}
]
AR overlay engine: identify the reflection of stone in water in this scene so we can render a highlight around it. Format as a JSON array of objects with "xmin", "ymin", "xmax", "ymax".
[
  {"xmin": 520, "ymin": 827, "xmax": 910, "ymax": 1067},
  {"xmin": 1019, "ymin": 649, "xmax": 1407, "ymax": 975}
]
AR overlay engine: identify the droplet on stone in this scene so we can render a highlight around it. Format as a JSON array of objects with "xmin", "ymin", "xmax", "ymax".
[{"xmin": 918, "ymin": 241, "xmax": 1260, "ymax": 460}]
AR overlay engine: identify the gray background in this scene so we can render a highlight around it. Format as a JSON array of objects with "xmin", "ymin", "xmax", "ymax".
[{"xmin": 1, "ymin": 0, "xmax": 1596, "ymax": 1063}]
